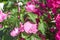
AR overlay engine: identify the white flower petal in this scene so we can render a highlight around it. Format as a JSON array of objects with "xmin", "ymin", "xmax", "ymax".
[{"xmin": 0, "ymin": 3, "xmax": 4, "ymax": 10}]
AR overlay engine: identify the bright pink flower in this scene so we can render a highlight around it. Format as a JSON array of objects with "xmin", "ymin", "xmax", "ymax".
[
  {"xmin": 10, "ymin": 27, "xmax": 19, "ymax": 37},
  {"xmin": 25, "ymin": 1, "xmax": 43, "ymax": 16},
  {"xmin": 55, "ymin": 31, "xmax": 60, "ymax": 40},
  {"xmin": 25, "ymin": 2, "xmax": 36, "ymax": 12},
  {"xmin": 24, "ymin": 21, "xmax": 38, "ymax": 34},
  {"xmin": 52, "ymin": 8, "xmax": 57, "ymax": 14},
  {"xmin": 39, "ymin": 3, "xmax": 46, "ymax": 9},
  {"xmin": 56, "ymin": 14, "xmax": 60, "ymax": 30},
  {"xmin": 33, "ymin": 8, "xmax": 43, "ymax": 16},
  {"xmin": 31, "ymin": 0, "xmax": 39, "ymax": 1},
  {"xmin": 57, "ymin": 1, "xmax": 60, "ymax": 4},
  {"xmin": 47, "ymin": 0, "xmax": 60, "ymax": 8},
  {"xmin": 0, "ymin": 24, "xmax": 2, "ymax": 28},
  {"xmin": 0, "ymin": 10, "xmax": 7, "ymax": 22},
  {"xmin": 19, "ymin": 22, "xmax": 24, "ymax": 32}
]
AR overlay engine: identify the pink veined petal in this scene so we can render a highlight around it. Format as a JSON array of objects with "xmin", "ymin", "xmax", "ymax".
[
  {"xmin": 30, "ymin": 24, "xmax": 38, "ymax": 34},
  {"xmin": 24, "ymin": 21, "xmax": 38, "ymax": 34},
  {"xmin": 24, "ymin": 21, "xmax": 32, "ymax": 33}
]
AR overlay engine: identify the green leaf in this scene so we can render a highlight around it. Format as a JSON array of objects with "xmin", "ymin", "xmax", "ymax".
[
  {"xmin": 4, "ymin": 25, "xmax": 8, "ymax": 28},
  {"xmin": 21, "ymin": 32, "xmax": 30, "ymax": 39},
  {"xmin": 26, "ymin": 38, "xmax": 30, "ymax": 40},
  {"xmin": 38, "ymin": 19, "xmax": 47, "ymax": 35},
  {"xmin": 25, "ymin": 34, "xmax": 42, "ymax": 40},
  {"xmin": 31, "ymin": 35, "xmax": 41, "ymax": 40},
  {"xmin": 20, "ymin": 14, "xmax": 24, "ymax": 22},
  {"xmin": 0, "ymin": 27, "xmax": 4, "ymax": 31},
  {"xmin": 6, "ymin": 1, "xmax": 13, "ymax": 8},
  {"xmin": 28, "ymin": 13, "xmax": 37, "ymax": 23},
  {"xmin": 3, "ymin": 1, "xmax": 7, "ymax": 4},
  {"xmin": 11, "ymin": 8, "xmax": 18, "ymax": 14}
]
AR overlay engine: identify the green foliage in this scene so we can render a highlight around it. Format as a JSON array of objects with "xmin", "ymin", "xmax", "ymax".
[
  {"xmin": 28, "ymin": 13, "xmax": 37, "ymax": 23},
  {"xmin": 38, "ymin": 19, "xmax": 47, "ymax": 35}
]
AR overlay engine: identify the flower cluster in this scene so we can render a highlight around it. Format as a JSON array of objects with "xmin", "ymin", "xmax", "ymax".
[
  {"xmin": 47, "ymin": 0, "xmax": 60, "ymax": 14},
  {"xmin": 0, "ymin": 0, "xmax": 60, "ymax": 40},
  {"xmin": 47, "ymin": 0, "xmax": 60, "ymax": 8},
  {"xmin": 10, "ymin": 21, "xmax": 38, "ymax": 37}
]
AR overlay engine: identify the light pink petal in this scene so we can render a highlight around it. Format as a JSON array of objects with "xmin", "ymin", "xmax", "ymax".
[
  {"xmin": 19, "ymin": 22, "xmax": 24, "ymax": 32},
  {"xmin": 24, "ymin": 21, "xmax": 32, "ymax": 33},
  {"xmin": 10, "ymin": 27, "xmax": 19, "ymax": 37}
]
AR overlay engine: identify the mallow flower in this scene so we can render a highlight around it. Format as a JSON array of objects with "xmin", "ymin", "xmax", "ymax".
[
  {"xmin": 19, "ymin": 21, "xmax": 38, "ymax": 34},
  {"xmin": 25, "ymin": 2, "xmax": 36, "ymax": 12},
  {"xmin": 24, "ymin": 21, "xmax": 38, "ymax": 34},
  {"xmin": 56, "ymin": 14, "xmax": 60, "ymax": 30},
  {"xmin": 10, "ymin": 27, "xmax": 19, "ymax": 37},
  {"xmin": 47, "ymin": 0, "xmax": 60, "ymax": 8},
  {"xmin": 55, "ymin": 31, "xmax": 60, "ymax": 40},
  {"xmin": 0, "ymin": 10, "xmax": 7, "ymax": 22}
]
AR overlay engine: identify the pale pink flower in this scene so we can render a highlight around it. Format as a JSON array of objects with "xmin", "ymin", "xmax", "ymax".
[
  {"xmin": 24, "ymin": 21, "xmax": 38, "ymax": 34},
  {"xmin": 0, "ymin": 10, "xmax": 7, "ymax": 22},
  {"xmin": 10, "ymin": 27, "xmax": 19, "ymax": 37},
  {"xmin": 25, "ymin": 2, "xmax": 36, "ymax": 12}
]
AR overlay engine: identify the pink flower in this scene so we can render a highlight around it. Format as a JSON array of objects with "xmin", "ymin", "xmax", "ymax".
[
  {"xmin": 19, "ymin": 22, "xmax": 24, "ymax": 32},
  {"xmin": 25, "ymin": 2, "xmax": 36, "ymax": 12},
  {"xmin": 0, "ymin": 10, "xmax": 7, "ymax": 22},
  {"xmin": 24, "ymin": 21, "xmax": 38, "ymax": 34},
  {"xmin": 55, "ymin": 31, "xmax": 60, "ymax": 40},
  {"xmin": 31, "ymin": 0, "xmax": 39, "ymax": 1},
  {"xmin": 33, "ymin": 8, "xmax": 42, "ymax": 16},
  {"xmin": 0, "ymin": 24, "xmax": 2, "ymax": 28},
  {"xmin": 47, "ymin": 0, "xmax": 60, "ymax": 8},
  {"xmin": 56, "ymin": 14, "xmax": 60, "ymax": 30},
  {"xmin": 52, "ymin": 8, "xmax": 57, "ymax": 14},
  {"xmin": 10, "ymin": 27, "xmax": 19, "ymax": 37}
]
